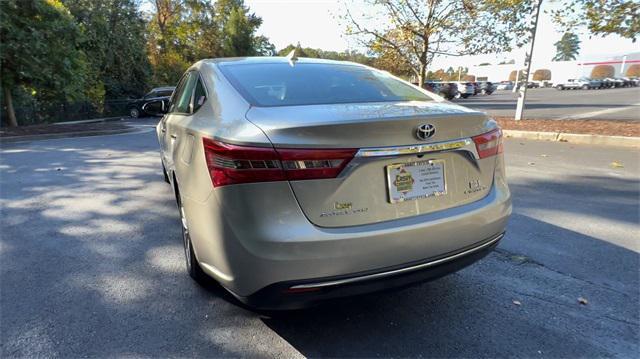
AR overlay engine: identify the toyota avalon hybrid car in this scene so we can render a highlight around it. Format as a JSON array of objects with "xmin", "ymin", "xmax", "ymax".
[{"xmin": 154, "ymin": 57, "xmax": 511, "ymax": 309}]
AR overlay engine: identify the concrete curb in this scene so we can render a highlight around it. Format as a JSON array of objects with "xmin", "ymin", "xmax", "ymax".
[
  {"xmin": 54, "ymin": 116, "xmax": 126, "ymax": 125},
  {"xmin": 0, "ymin": 128, "xmax": 135, "ymax": 144},
  {"xmin": 503, "ymin": 130, "xmax": 640, "ymax": 148}
]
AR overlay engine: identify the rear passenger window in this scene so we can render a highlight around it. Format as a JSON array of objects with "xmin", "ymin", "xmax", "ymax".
[
  {"xmin": 192, "ymin": 77, "xmax": 207, "ymax": 113},
  {"xmin": 171, "ymin": 72, "xmax": 197, "ymax": 114}
]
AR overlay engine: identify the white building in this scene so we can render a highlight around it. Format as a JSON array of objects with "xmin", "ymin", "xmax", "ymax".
[{"xmin": 469, "ymin": 52, "xmax": 640, "ymax": 83}]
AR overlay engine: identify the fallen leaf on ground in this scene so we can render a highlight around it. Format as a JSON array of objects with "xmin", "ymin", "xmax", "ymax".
[
  {"xmin": 540, "ymin": 154, "xmax": 548, "ymax": 157},
  {"xmin": 578, "ymin": 297, "xmax": 588, "ymax": 305},
  {"xmin": 610, "ymin": 161, "xmax": 624, "ymax": 168},
  {"xmin": 528, "ymin": 162, "xmax": 535, "ymax": 166},
  {"xmin": 512, "ymin": 300, "xmax": 522, "ymax": 306}
]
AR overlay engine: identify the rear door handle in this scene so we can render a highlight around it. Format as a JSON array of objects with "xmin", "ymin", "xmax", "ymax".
[{"xmin": 170, "ymin": 134, "xmax": 177, "ymax": 139}]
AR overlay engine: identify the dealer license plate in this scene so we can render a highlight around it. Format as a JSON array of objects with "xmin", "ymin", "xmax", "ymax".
[{"xmin": 386, "ymin": 160, "xmax": 446, "ymax": 203}]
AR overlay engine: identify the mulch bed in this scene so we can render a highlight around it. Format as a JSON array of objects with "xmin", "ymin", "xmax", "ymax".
[
  {"xmin": 0, "ymin": 121, "xmax": 129, "ymax": 138},
  {"xmin": 495, "ymin": 117, "xmax": 640, "ymax": 138}
]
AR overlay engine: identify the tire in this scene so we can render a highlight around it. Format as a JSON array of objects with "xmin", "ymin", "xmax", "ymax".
[
  {"xmin": 581, "ymin": 85, "xmax": 589, "ymax": 90},
  {"xmin": 481, "ymin": 89, "xmax": 487, "ymax": 95},
  {"xmin": 129, "ymin": 107, "xmax": 140, "ymax": 118},
  {"xmin": 556, "ymin": 85, "xmax": 564, "ymax": 90},
  {"xmin": 461, "ymin": 94, "xmax": 470, "ymax": 99},
  {"xmin": 454, "ymin": 92, "xmax": 462, "ymax": 99},
  {"xmin": 176, "ymin": 184, "xmax": 209, "ymax": 284}
]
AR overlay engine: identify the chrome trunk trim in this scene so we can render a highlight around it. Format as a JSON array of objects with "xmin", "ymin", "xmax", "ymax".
[
  {"xmin": 289, "ymin": 232, "xmax": 504, "ymax": 290},
  {"xmin": 355, "ymin": 138, "xmax": 479, "ymax": 159}
]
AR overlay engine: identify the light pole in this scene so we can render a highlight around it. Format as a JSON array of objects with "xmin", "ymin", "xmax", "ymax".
[{"xmin": 515, "ymin": 0, "xmax": 543, "ymax": 121}]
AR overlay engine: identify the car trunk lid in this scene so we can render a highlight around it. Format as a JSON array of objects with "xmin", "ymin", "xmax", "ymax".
[{"xmin": 245, "ymin": 101, "xmax": 498, "ymax": 227}]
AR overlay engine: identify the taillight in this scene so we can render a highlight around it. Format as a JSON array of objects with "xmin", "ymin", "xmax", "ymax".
[
  {"xmin": 472, "ymin": 128, "xmax": 503, "ymax": 159},
  {"xmin": 203, "ymin": 138, "xmax": 356, "ymax": 187}
]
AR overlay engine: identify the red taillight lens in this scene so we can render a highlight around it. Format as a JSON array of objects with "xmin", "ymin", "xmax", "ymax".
[
  {"xmin": 472, "ymin": 128, "xmax": 503, "ymax": 159},
  {"xmin": 203, "ymin": 138, "xmax": 356, "ymax": 187}
]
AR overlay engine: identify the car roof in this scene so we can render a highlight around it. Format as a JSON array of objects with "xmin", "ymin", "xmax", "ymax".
[{"xmin": 200, "ymin": 56, "xmax": 362, "ymax": 67}]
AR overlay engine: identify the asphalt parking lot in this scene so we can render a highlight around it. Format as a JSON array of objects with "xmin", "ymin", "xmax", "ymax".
[
  {"xmin": 453, "ymin": 87, "xmax": 640, "ymax": 121},
  {"xmin": 1, "ymin": 119, "xmax": 638, "ymax": 357}
]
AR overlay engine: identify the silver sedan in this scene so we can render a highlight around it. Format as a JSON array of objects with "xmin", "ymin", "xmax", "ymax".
[{"xmin": 153, "ymin": 57, "xmax": 511, "ymax": 309}]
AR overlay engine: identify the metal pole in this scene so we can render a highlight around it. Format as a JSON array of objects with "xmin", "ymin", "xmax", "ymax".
[
  {"xmin": 621, "ymin": 55, "xmax": 627, "ymax": 76},
  {"xmin": 458, "ymin": 66, "xmax": 462, "ymax": 81},
  {"xmin": 515, "ymin": 0, "xmax": 543, "ymax": 121}
]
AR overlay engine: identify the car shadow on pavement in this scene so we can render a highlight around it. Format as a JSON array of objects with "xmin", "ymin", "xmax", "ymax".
[{"xmin": 261, "ymin": 214, "xmax": 639, "ymax": 358}]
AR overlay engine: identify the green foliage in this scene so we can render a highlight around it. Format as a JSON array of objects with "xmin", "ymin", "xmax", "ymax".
[
  {"xmin": 551, "ymin": 0, "xmax": 639, "ymax": 42},
  {"xmin": 63, "ymin": 0, "xmax": 151, "ymax": 99},
  {"xmin": 552, "ymin": 32, "xmax": 581, "ymax": 61},
  {"xmin": 146, "ymin": 0, "xmax": 270, "ymax": 86},
  {"xmin": 277, "ymin": 44, "xmax": 374, "ymax": 66},
  {"xmin": 591, "ymin": 65, "xmax": 615, "ymax": 79},
  {"xmin": 0, "ymin": 0, "xmax": 89, "ymax": 101},
  {"xmin": 532, "ymin": 69, "xmax": 552, "ymax": 81}
]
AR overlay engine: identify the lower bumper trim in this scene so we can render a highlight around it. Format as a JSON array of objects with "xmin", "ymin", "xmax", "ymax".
[
  {"xmin": 239, "ymin": 232, "xmax": 505, "ymax": 310},
  {"xmin": 291, "ymin": 232, "xmax": 504, "ymax": 290}
]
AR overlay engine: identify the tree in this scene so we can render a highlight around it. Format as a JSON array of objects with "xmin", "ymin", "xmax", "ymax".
[
  {"xmin": 463, "ymin": 75, "xmax": 476, "ymax": 82},
  {"xmin": 499, "ymin": 59, "xmax": 516, "ymax": 65},
  {"xmin": 341, "ymin": 0, "xmax": 534, "ymax": 85},
  {"xmin": 551, "ymin": 1, "xmax": 639, "ymax": 42},
  {"xmin": 146, "ymin": 0, "xmax": 270, "ymax": 86},
  {"xmin": 552, "ymin": 32, "xmax": 581, "ymax": 61},
  {"xmin": 626, "ymin": 64, "xmax": 640, "ymax": 77},
  {"xmin": 532, "ymin": 69, "xmax": 552, "ymax": 81},
  {"xmin": 254, "ymin": 35, "xmax": 276, "ymax": 56},
  {"xmin": 478, "ymin": 63, "xmax": 491, "ymax": 66},
  {"xmin": 591, "ymin": 65, "xmax": 615, "ymax": 79},
  {"xmin": 1, "ymin": 0, "xmax": 89, "ymax": 127},
  {"xmin": 63, "ymin": 0, "xmax": 151, "ymax": 99}
]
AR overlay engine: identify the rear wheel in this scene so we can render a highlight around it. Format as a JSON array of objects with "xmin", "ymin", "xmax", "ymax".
[
  {"xmin": 581, "ymin": 84, "xmax": 589, "ymax": 90},
  {"xmin": 556, "ymin": 85, "xmax": 564, "ymax": 90},
  {"xmin": 129, "ymin": 108, "xmax": 140, "ymax": 118},
  {"xmin": 176, "ymin": 185, "xmax": 208, "ymax": 284}
]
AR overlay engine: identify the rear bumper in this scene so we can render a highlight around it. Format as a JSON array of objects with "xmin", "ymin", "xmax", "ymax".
[
  {"xmin": 239, "ymin": 232, "xmax": 504, "ymax": 310},
  {"xmin": 184, "ymin": 173, "xmax": 511, "ymax": 297}
]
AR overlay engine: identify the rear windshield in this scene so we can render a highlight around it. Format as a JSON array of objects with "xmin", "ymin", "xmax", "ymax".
[{"xmin": 219, "ymin": 63, "xmax": 432, "ymax": 107}]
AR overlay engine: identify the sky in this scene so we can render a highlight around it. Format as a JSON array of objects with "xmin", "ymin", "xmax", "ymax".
[{"xmin": 246, "ymin": 0, "xmax": 639, "ymax": 69}]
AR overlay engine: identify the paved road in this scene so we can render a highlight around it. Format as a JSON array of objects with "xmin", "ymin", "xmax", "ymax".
[
  {"xmin": 453, "ymin": 87, "xmax": 640, "ymax": 121},
  {"xmin": 1, "ymin": 120, "xmax": 638, "ymax": 357}
]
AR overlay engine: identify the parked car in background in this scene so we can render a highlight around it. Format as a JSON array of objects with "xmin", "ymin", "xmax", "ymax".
[
  {"xmin": 555, "ymin": 79, "xmax": 592, "ymax": 90},
  {"xmin": 496, "ymin": 81, "xmax": 514, "ymax": 90},
  {"xmin": 603, "ymin": 78, "xmax": 624, "ymax": 88},
  {"xmin": 151, "ymin": 57, "xmax": 511, "ymax": 310},
  {"xmin": 477, "ymin": 81, "xmax": 495, "ymax": 95},
  {"xmin": 424, "ymin": 81, "xmax": 459, "ymax": 100},
  {"xmin": 454, "ymin": 82, "xmax": 475, "ymax": 98},
  {"xmin": 127, "ymin": 86, "xmax": 175, "ymax": 118}
]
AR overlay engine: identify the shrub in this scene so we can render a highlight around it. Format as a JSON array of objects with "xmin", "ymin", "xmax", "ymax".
[
  {"xmin": 463, "ymin": 75, "xmax": 476, "ymax": 81},
  {"xmin": 626, "ymin": 64, "xmax": 640, "ymax": 77},
  {"xmin": 532, "ymin": 69, "xmax": 551, "ymax": 81},
  {"xmin": 509, "ymin": 69, "xmax": 527, "ymax": 82},
  {"xmin": 591, "ymin": 65, "xmax": 615, "ymax": 79}
]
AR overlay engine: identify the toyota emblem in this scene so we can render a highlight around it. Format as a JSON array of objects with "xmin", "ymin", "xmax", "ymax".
[{"xmin": 416, "ymin": 124, "xmax": 435, "ymax": 140}]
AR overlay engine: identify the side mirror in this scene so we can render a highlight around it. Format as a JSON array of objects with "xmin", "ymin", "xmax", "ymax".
[{"xmin": 142, "ymin": 99, "xmax": 169, "ymax": 116}]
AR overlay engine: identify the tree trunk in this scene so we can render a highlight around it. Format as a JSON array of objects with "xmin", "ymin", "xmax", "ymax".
[
  {"xmin": 417, "ymin": 63, "xmax": 427, "ymax": 88},
  {"xmin": 3, "ymin": 84, "xmax": 18, "ymax": 127}
]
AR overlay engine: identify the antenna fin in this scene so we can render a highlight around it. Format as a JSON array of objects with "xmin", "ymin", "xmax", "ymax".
[{"xmin": 286, "ymin": 49, "xmax": 298, "ymax": 66}]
